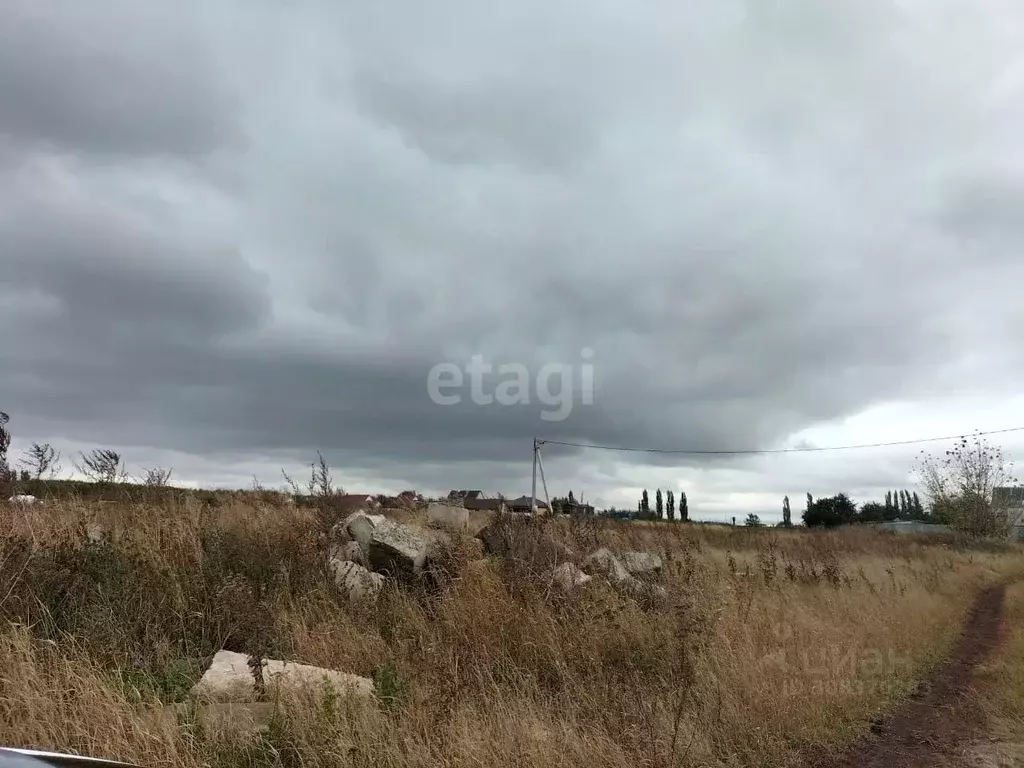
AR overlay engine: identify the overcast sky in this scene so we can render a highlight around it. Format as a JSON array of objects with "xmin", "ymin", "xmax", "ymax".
[{"xmin": 4, "ymin": 0, "xmax": 1024, "ymax": 522}]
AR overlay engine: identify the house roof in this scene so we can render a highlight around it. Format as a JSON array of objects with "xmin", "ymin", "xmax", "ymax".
[
  {"xmin": 563, "ymin": 499, "xmax": 594, "ymax": 508},
  {"xmin": 508, "ymin": 495, "xmax": 550, "ymax": 509},
  {"xmin": 447, "ymin": 490, "xmax": 494, "ymax": 501},
  {"xmin": 466, "ymin": 498, "xmax": 506, "ymax": 510}
]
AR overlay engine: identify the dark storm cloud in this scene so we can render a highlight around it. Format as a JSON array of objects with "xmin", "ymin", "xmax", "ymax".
[
  {"xmin": 0, "ymin": 2, "xmax": 236, "ymax": 159},
  {"xmin": 3, "ymin": 0, "xmax": 1024, "ymax": 503},
  {"xmin": 2, "ymin": 197, "xmax": 269, "ymax": 348}
]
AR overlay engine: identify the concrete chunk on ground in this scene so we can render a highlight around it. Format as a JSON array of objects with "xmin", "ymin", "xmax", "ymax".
[
  {"xmin": 330, "ymin": 558, "xmax": 385, "ymax": 602},
  {"xmin": 85, "ymin": 522, "xmax": 105, "ymax": 543},
  {"xmin": 583, "ymin": 548, "xmax": 634, "ymax": 585},
  {"xmin": 620, "ymin": 551, "xmax": 663, "ymax": 577},
  {"xmin": 552, "ymin": 562, "xmax": 592, "ymax": 592},
  {"xmin": 328, "ymin": 540, "xmax": 365, "ymax": 566},
  {"xmin": 190, "ymin": 650, "xmax": 374, "ymax": 703},
  {"xmin": 583, "ymin": 548, "xmax": 665, "ymax": 601},
  {"xmin": 330, "ymin": 508, "xmax": 375, "ymax": 545},
  {"xmin": 343, "ymin": 511, "xmax": 449, "ymax": 577}
]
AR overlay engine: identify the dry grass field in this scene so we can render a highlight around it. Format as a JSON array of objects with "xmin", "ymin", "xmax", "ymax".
[{"xmin": 0, "ymin": 496, "xmax": 1022, "ymax": 768}]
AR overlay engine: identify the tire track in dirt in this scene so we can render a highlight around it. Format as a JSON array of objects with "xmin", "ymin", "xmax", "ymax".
[{"xmin": 811, "ymin": 582, "xmax": 1008, "ymax": 768}]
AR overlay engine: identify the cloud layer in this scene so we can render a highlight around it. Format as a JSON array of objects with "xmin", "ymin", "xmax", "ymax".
[{"xmin": 4, "ymin": 0, "xmax": 1024, "ymax": 518}]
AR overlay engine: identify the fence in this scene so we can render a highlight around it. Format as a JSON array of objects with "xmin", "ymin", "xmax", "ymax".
[
  {"xmin": 871, "ymin": 520, "xmax": 1024, "ymax": 540},
  {"xmin": 871, "ymin": 521, "xmax": 953, "ymax": 535}
]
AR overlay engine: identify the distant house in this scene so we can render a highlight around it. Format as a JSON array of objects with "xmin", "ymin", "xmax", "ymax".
[
  {"xmin": 992, "ymin": 487, "xmax": 1024, "ymax": 540},
  {"xmin": 992, "ymin": 487, "xmax": 1024, "ymax": 511},
  {"xmin": 562, "ymin": 499, "xmax": 595, "ymax": 516},
  {"xmin": 446, "ymin": 490, "xmax": 505, "ymax": 511},
  {"xmin": 447, "ymin": 489, "xmax": 483, "ymax": 503},
  {"xmin": 336, "ymin": 493, "xmax": 381, "ymax": 510},
  {"xmin": 507, "ymin": 495, "xmax": 550, "ymax": 513},
  {"xmin": 376, "ymin": 490, "xmax": 423, "ymax": 509}
]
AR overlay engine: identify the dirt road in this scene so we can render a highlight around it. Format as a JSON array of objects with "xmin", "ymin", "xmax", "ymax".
[{"xmin": 811, "ymin": 583, "xmax": 1008, "ymax": 768}]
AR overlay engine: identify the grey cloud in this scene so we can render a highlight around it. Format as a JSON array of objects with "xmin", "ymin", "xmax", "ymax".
[
  {"xmin": 1, "ymin": 170, "xmax": 270, "ymax": 351},
  {"xmin": 934, "ymin": 173, "xmax": 1024, "ymax": 241},
  {"xmin": 350, "ymin": 71, "xmax": 602, "ymax": 172},
  {"xmin": 0, "ymin": 1, "xmax": 237, "ymax": 159},
  {"xmin": 3, "ymin": 0, "xmax": 1024, "ymax": 510}
]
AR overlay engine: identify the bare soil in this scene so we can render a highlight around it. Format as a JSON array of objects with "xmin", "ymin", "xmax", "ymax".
[{"xmin": 811, "ymin": 583, "xmax": 1008, "ymax": 768}]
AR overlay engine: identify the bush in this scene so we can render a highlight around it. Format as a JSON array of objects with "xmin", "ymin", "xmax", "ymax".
[
  {"xmin": 916, "ymin": 434, "xmax": 1023, "ymax": 538},
  {"xmin": 803, "ymin": 493, "xmax": 857, "ymax": 528}
]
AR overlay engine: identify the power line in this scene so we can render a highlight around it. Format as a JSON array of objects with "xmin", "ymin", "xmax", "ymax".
[{"xmin": 536, "ymin": 425, "xmax": 1024, "ymax": 456}]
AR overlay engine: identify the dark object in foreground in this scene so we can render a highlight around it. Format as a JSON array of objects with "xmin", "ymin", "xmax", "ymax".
[{"xmin": 0, "ymin": 749, "xmax": 139, "ymax": 768}]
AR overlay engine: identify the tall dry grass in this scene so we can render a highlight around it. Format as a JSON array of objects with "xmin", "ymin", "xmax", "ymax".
[{"xmin": 0, "ymin": 497, "xmax": 1022, "ymax": 768}]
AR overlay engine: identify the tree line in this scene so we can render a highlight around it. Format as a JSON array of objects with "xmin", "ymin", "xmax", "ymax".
[
  {"xmin": 799, "ymin": 489, "xmax": 927, "ymax": 528},
  {"xmin": 799, "ymin": 434, "xmax": 1022, "ymax": 537},
  {"xmin": 628, "ymin": 488, "xmax": 690, "ymax": 521}
]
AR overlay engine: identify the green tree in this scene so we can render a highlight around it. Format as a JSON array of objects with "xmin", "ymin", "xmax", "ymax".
[
  {"xmin": 745, "ymin": 513, "xmax": 763, "ymax": 527},
  {"xmin": 655, "ymin": 488, "xmax": 664, "ymax": 519},
  {"xmin": 803, "ymin": 493, "xmax": 857, "ymax": 528},
  {"xmin": 679, "ymin": 491, "xmax": 689, "ymax": 521},
  {"xmin": 782, "ymin": 495, "xmax": 792, "ymax": 527},
  {"xmin": 882, "ymin": 492, "xmax": 898, "ymax": 521},
  {"xmin": 666, "ymin": 489, "xmax": 676, "ymax": 521},
  {"xmin": 641, "ymin": 489, "xmax": 650, "ymax": 518},
  {"xmin": 911, "ymin": 491, "xmax": 925, "ymax": 519},
  {"xmin": 859, "ymin": 501, "xmax": 886, "ymax": 522}
]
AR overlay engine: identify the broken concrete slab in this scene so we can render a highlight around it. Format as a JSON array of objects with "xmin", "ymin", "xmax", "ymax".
[
  {"xmin": 343, "ymin": 511, "xmax": 449, "ymax": 577},
  {"xmin": 552, "ymin": 562, "xmax": 592, "ymax": 592},
  {"xmin": 620, "ymin": 551, "xmax": 663, "ymax": 577},
  {"xmin": 190, "ymin": 650, "xmax": 374, "ymax": 704},
  {"xmin": 330, "ymin": 558, "xmax": 385, "ymax": 602}
]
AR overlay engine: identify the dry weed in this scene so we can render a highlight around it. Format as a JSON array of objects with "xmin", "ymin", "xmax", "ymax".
[{"xmin": 0, "ymin": 498, "xmax": 1021, "ymax": 768}]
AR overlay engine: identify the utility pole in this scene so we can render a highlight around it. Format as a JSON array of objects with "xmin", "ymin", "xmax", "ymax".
[
  {"xmin": 531, "ymin": 437, "xmax": 538, "ymax": 514},
  {"xmin": 537, "ymin": 444, "xmax": 551, "ymax": 514}
]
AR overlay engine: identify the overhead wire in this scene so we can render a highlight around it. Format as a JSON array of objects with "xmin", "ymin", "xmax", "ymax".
[{"xmin": 535, "ymin": 425, "xmax": 1024, "ymax": 456}]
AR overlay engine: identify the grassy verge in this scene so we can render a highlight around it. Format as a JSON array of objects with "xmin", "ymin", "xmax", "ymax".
[
  {"xmin": 961, "ymin": 580, "xmax": 1024, "ymax": 767},
  {"xmin": 0, "ymin": 498, "xmax": 1022, "ymax": 767}
]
